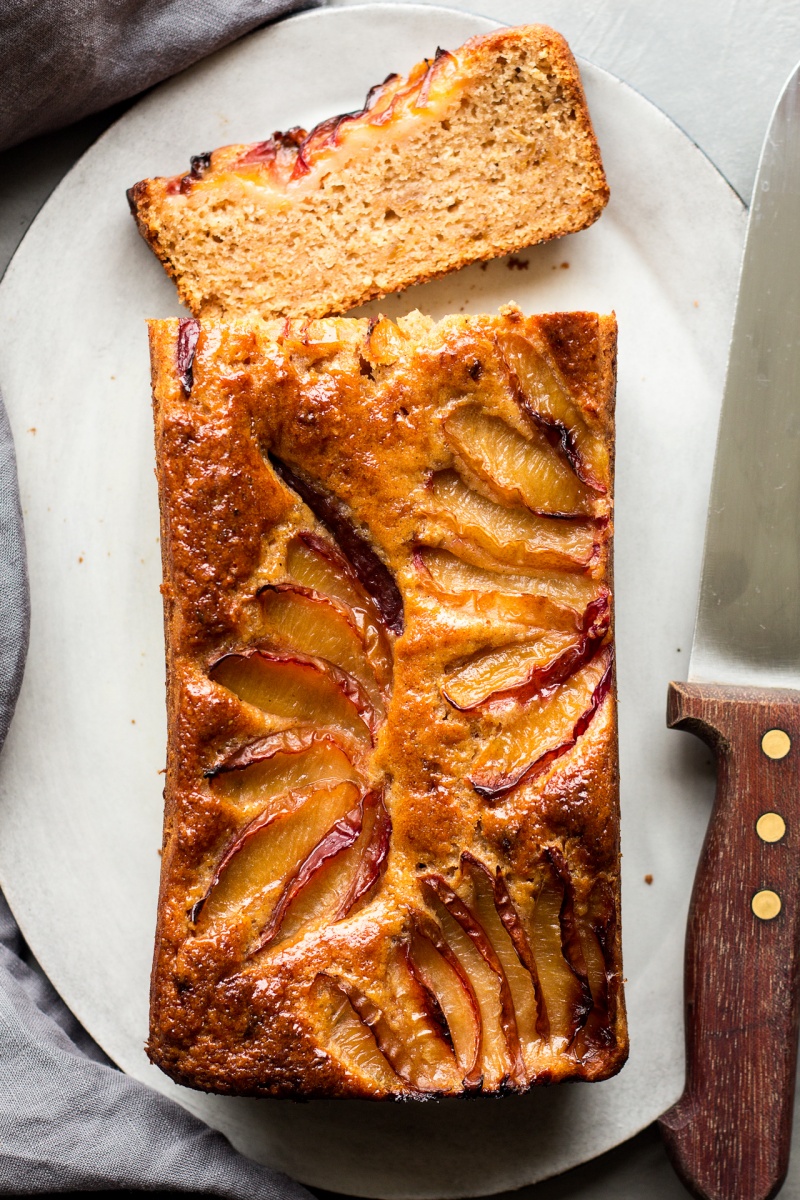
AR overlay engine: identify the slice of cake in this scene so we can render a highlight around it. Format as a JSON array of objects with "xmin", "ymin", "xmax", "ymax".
[
  {"xmin": 147, "ymin": 305, "xmax": 626, "ymax": 1098},
  {"xmin": 129, "ymin": 25, "xmax": 608, "ymax": 321}
]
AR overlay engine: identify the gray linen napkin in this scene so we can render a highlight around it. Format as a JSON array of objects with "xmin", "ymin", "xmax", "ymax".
[
  {"xmin": 0, "ymin": 1, "xmax": 324, "ymax": 1194},
  {"xmin": 0, "ymin": 887, "xmax": 314, "ymax": 1196},
  {"xmin": 0, "ymin": 0, "xmax": 321, "ymax": 153}
]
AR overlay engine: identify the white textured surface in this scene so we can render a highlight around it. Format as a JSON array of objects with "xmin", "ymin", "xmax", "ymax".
[{"xmin": 0, "ymin": 3, "xmax": 754, "ymax": 1197}]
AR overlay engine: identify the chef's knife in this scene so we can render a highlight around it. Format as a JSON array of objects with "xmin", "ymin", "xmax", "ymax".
[{"xmin": 658, "ymin": 60, "xmax": 800, "ymax": 1200}]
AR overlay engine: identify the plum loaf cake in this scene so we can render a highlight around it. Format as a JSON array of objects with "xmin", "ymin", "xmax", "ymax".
[
  {"xmin": 148, "ymin": 305, "xmax": 627, "ymax": 1098},
  {"xmin": 129, "ymin": 24, "xmax": 608, "ymax": 321}
]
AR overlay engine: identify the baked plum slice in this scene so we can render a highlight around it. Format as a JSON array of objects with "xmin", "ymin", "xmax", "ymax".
[
  {"xmin": 387, "ymin": 945, "xmax": 462, "ymax": 1090},
  {"xmin": 426, "ymin": 470, "xmax": 598, "ymax": 571},
  {"xmin": 287, "ymin": 533, "xmax": 394, "ymax": 685},
  {"xmin": 176, "ymin": 318, "xmax": 200, "ymax": 394},
  {"xmin": 310, "ymin": 973, "xmax": 401, "ymax": 1092},
  {"xmin": 422, "ymin": 875, "xmax": 526, "ymax": 1089},
  {"xmin": 365, "ymin": 315, "xmax": 408, "ymax": 366},
  {"xmin": 255, "ymin": 584, "xmax": 387, "ymax": 713},
  {"xmin": 444, "ymin": 406, "xmax": 594, "ymax": 517},
  {"xmin": 335, "ymin": 787, "xmax": 392, "ymax": 919},
  {"xmin": 248, "ymin": 788, "xmax": 390, "ymax": 954},
  {"xmin": 317, "ymin": 977, "xmax": 416, "ymax": 1089},
  {"xmin": 497, "ymin": 332, "xmax": 609, "ymax": 494},
  {"xmin": 542, "ymin": 847, "xmax": 594, "ymax": 1036},
  {"xmin": 469, "ymin": 648, "xmax": 613, "ymax": 800},
  {"xmin": 208, "ymin": 729, "xmax": 361, "ymax": 815},
  {"xmin": 490, "ymin": 872, "xmax": 551, "ymax": 1043},
  {"xmin": 571, "ymin": 879, "xmax": 619, "ymax": 1061},
  {"xmin": 413, "ymin": 546, "xmax": 599, "ymax": 616},
  {"xmin": 490, "ymin": 854, "xmax": 615, "ymax": 1057},
  {"xmin": 269, "ymin": 456, "xmax": 404, "ymax": 634},
  {"xmin": 209, "ymin": 650, "xmax": 376, "ymax": 743},
  {"xmin": 422, "ymin": 859, "xmax": 546, "ymax": 1065},
  {"xmin": 406, "ymin": 918, "xmax": 482, "ymax": 1088},
  {"xmin": 193, "ymin": 782, "xmax": 388, "ymax": 944},
  {"xmin": 443, "ymin": 634, "xmax": 581, "ymax": 712},
  {"xmin": 192, "ymin": 780, "xmax": 360, "ymax": 929},
  {"xmin": 318, "ymin": 966, "xmax": 458, "ymax": 1093},
  {"xmin": 442, "ymin": 593, "xmax": 610, "ymax": 712},
  {"xmin": 518, "ymin": 861, "xmax": 594, "ymax": 1048},
  {"xmin": 458, "ymin": 854, "xmax": 548, "ymax": 1052}
]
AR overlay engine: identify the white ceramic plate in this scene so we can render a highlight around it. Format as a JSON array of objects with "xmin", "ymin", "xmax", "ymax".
[{"xmin": 0, "ymin": 5, "xmax": 745, "ymax": 1197}]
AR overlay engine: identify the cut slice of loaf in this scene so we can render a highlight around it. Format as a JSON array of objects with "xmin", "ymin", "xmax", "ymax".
[{"xmin": 128, "ymin": 25, "xmax": 608, "ymax": 320}]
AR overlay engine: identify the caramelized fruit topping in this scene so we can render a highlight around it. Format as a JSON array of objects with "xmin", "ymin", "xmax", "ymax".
[
  {"xmin": 443, "ymin": 593, "xmax": 610, "ymax": 712},
  {"xmin": 573, "ymin": 879, "xmax": 618, "ymax": 1061},
  {"xmin": 255, "ymin": 584, "xmax": 386, "ymax": 713},
  {"xmin": 469, "ymin": 648, "xmax": 613, "ymax": 800},
  {"xmin": 287, "ymin": 533, "xmax": 393, "ymax": 678},
  {"xmin": 247, "ymin": 796, "xmax": 365, "ymax": 954},
  {"xmin": 423, "ymin": 874, "xmax": 526, "ymax": 1087},
  {"xmin": 333, "ymin": 788, "xmax": 392, "ymax": 920},
  {"xmin": 193, "ymin": 780, "xmax": 360, "ymax": 929},
  {"xmin": 209, "ymin": 649, "xmax": 376, "ymax": 743},
  {"xmin": 208, "ymin": 729, "xmax": 360, "ymax": 813},
  {"xmin": 543, "ymin": 846, "xmax": 594, "ymax": 1034},
  {"xmin": 414, "ymin": 547, "xmax": 599, "ymax": 613},
  {"xmin": 444, "ymin": 406, "xmax": 594, "ymax": 517},
  {"xmin": 443, "ymin": 634, "xmax": 580, "ymax": 711},
  {"xmin": 459, "ymin": 854, "xmax": 547, "ymax": 1052},
  {"xmin": 269, "ymin": 456, "xmax": 404, "ymax": 633},
  {"xmin": 498, "ymin": 332, "xmax": 609, "ymax": 493},
  {"xmin": 325, "ymin": 968, "xmax": 456, "ymax": 1092},
  {"xmin": 407, "ymin": 917, "xmax": 482, "ymax": 1087},
  {"xmin": 426, "ymin": 469, "xmax": 598, "ymax": 570},
  {"xmin": 310, "ymin": 974, "xmax": 400, "ymax": 1090},
  {"xmin": 176, "ymin": 318, "xmax": 200, "ymax": 395}
]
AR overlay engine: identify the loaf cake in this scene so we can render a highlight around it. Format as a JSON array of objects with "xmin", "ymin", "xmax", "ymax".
[
  {"xmin": 147, "ymin": 304, "xmax": 626, "ymax": 1097},
  {"xmin": 129, "ymin": 25, "xmax": 608, "ymax": 321}
]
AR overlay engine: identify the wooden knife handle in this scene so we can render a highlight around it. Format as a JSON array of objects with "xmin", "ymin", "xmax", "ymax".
[{"xmin": 659, "ymin": 681, "xmax": 800, "ymax": 1200}]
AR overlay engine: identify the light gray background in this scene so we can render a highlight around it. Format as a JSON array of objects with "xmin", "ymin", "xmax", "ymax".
[{"xmin": 1, "ymin": 2, "xmax": 799, "ymax": 1197}]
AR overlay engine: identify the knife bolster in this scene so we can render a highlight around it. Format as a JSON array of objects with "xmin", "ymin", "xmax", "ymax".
[{"xmin": 659, "ymin": 680, "xmax": 800, "ymax": 1200}]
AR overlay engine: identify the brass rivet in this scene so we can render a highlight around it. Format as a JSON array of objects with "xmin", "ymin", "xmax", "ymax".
[
  {"xmin": 762, "ymin": 729, "xmax": 791, "ymax": 759},
  {"xmin": 757, "ymin": 812, "xmax": 787, "ymax": 843},
  {"xmin": 752, "ymin": 889, "xmax": 782, "ymax": 920}
]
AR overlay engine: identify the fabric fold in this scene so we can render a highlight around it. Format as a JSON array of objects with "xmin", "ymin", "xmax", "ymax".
[
  {"xmin": 0, "ymin": 0, "xmax": 321, "ymax": 152},
  {"xmin": 0, "ymin": 875, "xmax": 315, "ymax": 1195}
]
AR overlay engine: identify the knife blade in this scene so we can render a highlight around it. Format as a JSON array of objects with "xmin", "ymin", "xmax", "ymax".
[{"xmin": 658, "ymin": 61, "xmax": 800, "ymax": 1200}]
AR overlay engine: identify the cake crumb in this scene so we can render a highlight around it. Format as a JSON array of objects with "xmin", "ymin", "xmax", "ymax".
[{"xmin": 129, "ymin": 26, "xmax": 608, "ymax": 322}]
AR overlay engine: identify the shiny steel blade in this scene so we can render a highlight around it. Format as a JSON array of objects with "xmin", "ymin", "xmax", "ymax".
[{"xmin": 690, "ymin": 61, "xmax": 800, "ymax": 689}]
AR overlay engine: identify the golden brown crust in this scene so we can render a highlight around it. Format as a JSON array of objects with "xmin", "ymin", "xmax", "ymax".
[
  {"xmin": 129, "ymin": 25, "xmax": 608, "ymax": 320},
  {"xmin": 148, "ymin": 307, "xmax": 626, "ymax": 1097}
]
